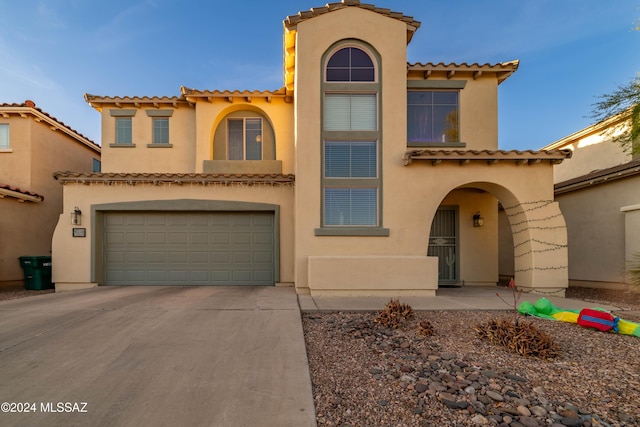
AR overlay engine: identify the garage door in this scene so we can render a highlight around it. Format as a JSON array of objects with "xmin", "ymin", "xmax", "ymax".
[{"xmin": 104, "ymin": 212, "xmax": 275, "ymax": 285}]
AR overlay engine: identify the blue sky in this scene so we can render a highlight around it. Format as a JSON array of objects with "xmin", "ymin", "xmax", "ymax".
[{"xmin": 1, "ymin": 0, "xmax": 638, "ymax": 150}]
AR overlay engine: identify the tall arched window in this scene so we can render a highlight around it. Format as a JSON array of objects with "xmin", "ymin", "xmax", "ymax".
[{"xmin": 318, "ymin": 42, "xmax": 385, "ymax": 235}]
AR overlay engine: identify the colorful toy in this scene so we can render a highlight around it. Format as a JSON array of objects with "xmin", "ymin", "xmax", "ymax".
[{"xmin": 518, "ymin": 297, "xmax": 640, "ymax": 337}]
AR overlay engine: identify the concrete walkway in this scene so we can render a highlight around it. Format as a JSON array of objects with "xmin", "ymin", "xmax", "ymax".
[
  {"xmin": 298, "ymin": 286, "xmax": 624, "ymax": 312},
  {"xmin": 0, "ymin": 286, "xmax": 316, "ymax": 427}
]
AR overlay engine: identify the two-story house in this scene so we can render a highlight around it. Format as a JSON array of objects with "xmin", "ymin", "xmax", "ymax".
[
  {"xmin": 52, "ymin": 0, "xmax": 571, "ymax": 296},
  {"xmin": 542, "ymin": 112, "xmax": 640, "ymax": 290},
  {"xmin": 1, "ymin": 100, "xmax": 101, "ymax": 287}
]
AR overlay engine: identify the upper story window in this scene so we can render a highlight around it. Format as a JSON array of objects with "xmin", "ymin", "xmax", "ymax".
[
  {"xmin": 326, "ymin": 47, "xmax": 375, "ymax": 82},
  {"xmin": 146, "ymin": 109, "xmax": 173, "ymax": 147},
  {"xmin": 407, "ymin": 91, "xmax": 459, "ymax": 144},
  {"xmin": 152, "ymin": 118, "xmax": 169, "ymax": 144},
  {"xmin": 228, "ymin": 118, "xmax": 262, "ymax": 160},
  {"xmin": 0, "ymin": 124, "xmax": 9, "ymax": 150},
  {"xmin": 110, "ymin": 109, "xmax": 136, "ymax": 147},
  {"xmin": 115, "ymin": 118, "xmax": 132, "ymax": 144}
]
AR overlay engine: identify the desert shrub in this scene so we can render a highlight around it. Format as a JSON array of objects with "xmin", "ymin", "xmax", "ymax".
[
  {"xmin": 374, "ymin": 299, "xmax": 414, "ymax": 329},
  {"xmin": 417, "ymin": 320, "xmax": 435, "ymax": 336},
  {"xmin": 475, "ymin": 318, "xmax": 560, "ymax": 360}
]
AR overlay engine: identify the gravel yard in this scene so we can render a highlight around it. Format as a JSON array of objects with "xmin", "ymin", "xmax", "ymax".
[{"xmin": 303, "ymin": 287, "xmax": 640, "ymax": 427}]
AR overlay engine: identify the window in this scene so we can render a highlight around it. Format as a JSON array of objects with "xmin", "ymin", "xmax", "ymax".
[
  {"xmin": 320, "ymin": 43, "xmax": 383, "ymax": 232},
  {"xmin": 0, "ymin": 124, "xmax": 9, "ymax": 149},
  {"xmin": 407, "ymin": 91, "xmax": 459, "ymax": 143},
  {"xmin": 324, "ymin": 141, "xmax": 376, "ymax": 178},
  {"xmin": 324, "ymin": 94, "xmax": 377, "ymax": 131},
  {"xmin": 152, "ymin": 118, "xmax": 169, "ymax": 144},
  {"xmin": 228, "ymin": 118, "xmax": 262, "ymax": 160},
  {"xmin": 115, "ymin": 117, "xmax": 132, "ymax": 144},
  {"xmin": 326, "ymin": 47, "xmax": 375, "ymax": 82}
]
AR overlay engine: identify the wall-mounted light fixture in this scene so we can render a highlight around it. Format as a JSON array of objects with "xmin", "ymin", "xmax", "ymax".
[
  {"xmin": 71, "ymin": 207, "xmax": 82, "ymax": 225},
  {"xmin": 473, "ymin": 211, "xmax": 484, "ymax": 227}
]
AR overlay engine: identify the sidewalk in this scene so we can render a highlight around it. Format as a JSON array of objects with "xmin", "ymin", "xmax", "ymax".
[{"xmin": 298, "ymin": 286, "xmax": 624, "ymax": 312}]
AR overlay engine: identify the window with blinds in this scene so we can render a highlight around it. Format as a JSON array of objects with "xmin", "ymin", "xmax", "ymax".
[
  {"xmin": 321, "ymin": 43, "xmax": 381, "ymax": 229},
  {"xmin": 324, "ymin": 94, "xmax": 377, "ymax": 131}
]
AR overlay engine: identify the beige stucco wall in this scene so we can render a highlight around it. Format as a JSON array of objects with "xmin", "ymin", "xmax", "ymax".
[
  {"xmin": 459, "ymin": 77, "xmax": 499, "ymax": 150},
  {"xmin": 551, "ymin": 129, "xmax": 631, "ymax": 183},
  {"xmin": 52, "ymin": 182, "xmax": 294, "ymax": 291},
  {"xmin": 99, "ymin": 98, "xmax": 295, "ymax": 175},
  {"xmin": 194, "ymin": 99, "xmax": 295, "ymax": 174},
  {"xmin": 557, "ymin": 177, "xmax": 639, "ymax": 288},
  {"xmin": 293, "ymin": 7, "xmax": 423, "ymax": 295},
  {"xmin": 291, "ymin": 7, "xmax": 566, "ymax": 295},
  {"xmin": 0, "ymin": 115, "xmax": 99, "ymax": 285},
  {"xmin": 101, "ymin": 106, "xmax": 195, "ymax": 173}
]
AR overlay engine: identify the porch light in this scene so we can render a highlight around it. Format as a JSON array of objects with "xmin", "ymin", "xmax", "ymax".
[
  {"xmin": 473, "ymin": 211, "xmax": 484, "ymax": 227},
  {"xmin": 71, "ymin": 207, "xmax": 82, "ymax": 225}
]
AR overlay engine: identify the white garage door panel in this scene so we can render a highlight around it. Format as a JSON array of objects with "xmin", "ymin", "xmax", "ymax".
[{"xmin": 104, "ymin": 211, "xmax": 275, "ymax": 286}]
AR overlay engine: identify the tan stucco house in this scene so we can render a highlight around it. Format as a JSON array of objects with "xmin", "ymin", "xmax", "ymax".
[
  {"xmin": 0, "ymin": 100, "xmax": 101, "ymax": 287},
  {"xmin": 52, "ymin": 0, "xmax": 571, "ymax": 296},
  {"xmin": 542, "ymin": 113, "xmax": 640, "ymax": 290}
]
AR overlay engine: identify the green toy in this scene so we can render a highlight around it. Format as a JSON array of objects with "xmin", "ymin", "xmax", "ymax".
[{"xmin": 518, "ymin": 297, "xmax": 640, "ymax": 337}]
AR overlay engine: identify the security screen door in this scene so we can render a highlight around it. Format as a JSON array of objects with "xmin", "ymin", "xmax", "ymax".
[{"xmin": 427, "ymin": 207, "xmax": 459, "ymax": 284}]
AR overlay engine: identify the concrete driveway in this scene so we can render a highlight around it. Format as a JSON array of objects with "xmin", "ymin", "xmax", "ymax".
[{"xmin": 0, "ymin": 286, "xmax": 316, "ymax": 427}]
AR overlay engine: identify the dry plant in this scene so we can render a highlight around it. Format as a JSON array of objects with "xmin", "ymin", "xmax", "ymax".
[
  {"xmin": 417, "ymin": 320, "xmax": 435, "ymax": 336},
  {"xmin": 475, "ymin": 318, "xmax": 560, "ymax": 360},
  {"xmin": 477, "ymin": 278, "xmax": 560, "ymax": 359},
  {"xmin": 374, "ymin": 299, "xmax": 414, "ymax": 329}
]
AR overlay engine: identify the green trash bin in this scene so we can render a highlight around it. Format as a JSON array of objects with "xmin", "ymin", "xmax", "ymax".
[{"xmin": 18, "ymin": 256, "xmax": 54, "ymax": 290}]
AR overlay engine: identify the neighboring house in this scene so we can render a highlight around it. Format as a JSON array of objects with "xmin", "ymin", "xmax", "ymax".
[
  {"xmin": 0, "ymin": 100, "xmax": 101, "ymax": 287},
  {"xmin": 542, "ymin": 113, "xmax": 640, "ymax": 290},
  {"xmin": 52, "ymin": 0, "xmax": 571, "ymax": 296}
]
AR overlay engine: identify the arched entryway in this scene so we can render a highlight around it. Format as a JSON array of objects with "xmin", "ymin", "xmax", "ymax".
[{"xmin": 428, "ymin": 182, "xmax": 568, "ymax": 295}]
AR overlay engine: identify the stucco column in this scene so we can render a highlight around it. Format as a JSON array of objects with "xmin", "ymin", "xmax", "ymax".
[{"xmin": 505, "ymin": 200, "xmax": 568, "ymax": 296}]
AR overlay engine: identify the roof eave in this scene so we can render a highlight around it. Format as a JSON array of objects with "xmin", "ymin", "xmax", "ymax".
[
  {"xmin": 0, "ymin": 187, "xmax": 44, "ymax": 203},
  {"xmin": 402, "ymin": 148, "xmax": 571, "ymax": 166}
]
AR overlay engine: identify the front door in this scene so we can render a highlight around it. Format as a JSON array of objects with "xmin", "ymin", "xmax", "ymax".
[{"xmin": 428, "ymin": 206, "xmax": 459, "ymax": 285}]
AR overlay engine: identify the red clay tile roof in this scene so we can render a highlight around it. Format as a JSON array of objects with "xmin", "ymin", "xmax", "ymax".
[
  {"xmin": 403, "ymin": 149, "xmax": 572, "ymax": 166},
  {"xmin": 284, "ymin": 0, "xmax": 421, "ymax": 42},
  {"xmin": 53, "ymin": 172, "xmax": 295, "ymax": 186},
  {"xmin": 0, "ymin": 101, "xmax": 99, "ymax": 151},
  {"xmin": 0, "ymin": 183, "xmax": 45, "ymax": 202},
  {"xmin": 408, "ymin": 61, "xmax": 520, "ymax": 84},
  {"xmin": 84, "ymin": 94, "xmax": 187, "ymax": 108}
]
